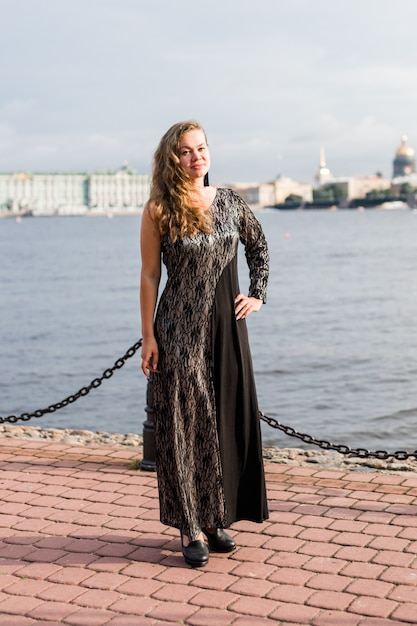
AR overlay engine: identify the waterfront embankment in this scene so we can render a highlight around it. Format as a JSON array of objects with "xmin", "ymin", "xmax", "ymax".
[{"xmin": 1, "ymin": 424, "xmax": 417, "ymax": 475}]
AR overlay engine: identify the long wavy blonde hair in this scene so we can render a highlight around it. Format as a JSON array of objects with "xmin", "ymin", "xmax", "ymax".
[{"xmin": 149, "ymin": 120, "xmax": 213, "ymax": 242}]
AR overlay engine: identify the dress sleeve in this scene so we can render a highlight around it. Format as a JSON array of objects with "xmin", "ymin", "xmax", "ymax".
[{"xmin": 233, "ymin": 190, "xmax": 269, "ymax": 303}]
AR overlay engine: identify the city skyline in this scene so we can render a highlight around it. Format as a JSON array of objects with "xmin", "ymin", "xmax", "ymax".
[
  {"xmin": 1, "ymin": 1, "xmax": 417, "ymax": 184},
  {"xmin": 0, "ymin": 135, "xmax": 412, "ymax": 186}
]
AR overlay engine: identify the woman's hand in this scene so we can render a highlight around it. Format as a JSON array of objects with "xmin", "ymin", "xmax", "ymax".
[
  {"xmin": 234, "ymin": 294, "xmax": 263, "ymax": 320},
  {"xmin": 141, "ymin": 337, "xmax": 160, "ymax": 378}
]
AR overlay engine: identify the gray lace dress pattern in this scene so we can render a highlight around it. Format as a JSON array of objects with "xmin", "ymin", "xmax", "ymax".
[{"xmin": 152, "ymin": 187, "xmax": 269, "ymax": 540}]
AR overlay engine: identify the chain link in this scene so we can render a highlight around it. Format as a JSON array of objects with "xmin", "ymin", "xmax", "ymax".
[
  {"xmin": 1, "ymin": 338, "xmax": 416, "ymax": 461},
  {"xmin": 259, "ymin": 410, "xmax": 417, "ymax": 461},
  {"xmin": 0, "ymin": 340, "xmax": 142, "ymax": 426}
]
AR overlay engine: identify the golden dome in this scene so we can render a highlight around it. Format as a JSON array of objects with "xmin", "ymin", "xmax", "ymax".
[{"xmin": 396, "ymin": 135, "xmax": 415, "ymax": 157}]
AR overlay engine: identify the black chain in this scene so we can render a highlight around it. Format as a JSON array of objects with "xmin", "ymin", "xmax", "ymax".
[
  {"xmin": 259, "ymin": 410, "xmax": 417, "ymax": 461},
  {"xmin": 0, "ymin": 340, "xmax": 142, "ymax": 426},
  {"xmin": 1, "ymin": 337, "xmax": 416, "ymax": 462}
]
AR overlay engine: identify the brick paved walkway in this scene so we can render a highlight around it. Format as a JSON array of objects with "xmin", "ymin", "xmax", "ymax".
[{"xmin": 0, "ymin": 436, "xmax": 417, "ymax": 625}]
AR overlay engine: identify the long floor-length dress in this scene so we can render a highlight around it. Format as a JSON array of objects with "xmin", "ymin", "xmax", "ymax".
[{"xmin": 152, "ymin": 187, "xmax": 269, "ymax": 540}]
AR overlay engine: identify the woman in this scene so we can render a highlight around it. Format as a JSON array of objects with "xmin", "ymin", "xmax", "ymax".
[{"xmin": 140, "ymin": 120, "xmax": 269, "ymax": 568}]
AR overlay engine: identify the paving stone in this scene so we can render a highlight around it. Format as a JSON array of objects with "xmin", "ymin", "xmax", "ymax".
[
  {"xmin": 270, "ymin": 602, "xmax": 320, "ymax": 623},
  {"xmin": 121, "ymin": 561, "xmax": 167, "ymax": 578},
  {"xmin": 306, "ymin": 572, "xmax": 352, "ymax": 592},
  {"xmin": 334, "ymin": 546, "xmax": 377, "ymax": 562},
  {"xmin": 368, "ymin": 536, "xmax": 410, "ymax": 552},
  {"xmin": 146, "ymin": 599, "xmax": 197, "ymax": 621},
  {"xmin": 152, "ymin": 581, "xmax": 200, "ymax": 602},
  {"xmin": 202, "ymin": 556, "xmax": 241, "ymax": 574},
  {"xmin": 389, "ymin": 583, "xmax": 417, "ymax": 603},
  {"xmin": 231, "ymin": 562, "xmax": 277, "ymax": 579},
  {"xmin": 332, "ymin": 531, "xmax": 373, "ymax": 547},
  {"xmin": 45, "ymin": 570, "xmax": 91, "ymax": 591},
  {"xmin": 55, "ymin": 552, "xmax": 100, "ymax": 567},
  {"xmin": 59, "ymin": 607, "xmax": 119, "ymax": 625},
  {"xmin": 234, "ymin": 531, "xmax": 271, "ymax": 547},
  {"xmin": 402, "ymin": 540, "xmax": 417, "ymax": 554},
  {"xmin": 186, "ymin": 607, "xmax": 236, "ymax": 625},
  {"xmin": 24, "ymin": 547, "xmax": 68, "ymax": 563},
  {"xmin": 299, "ymin": 540, "xmax": 340, "ymax": 557},
  {"xmin": 37, "ymin": 582, "xmax": 87, "ymax": 603},
  {"xmin": 311, "ymin": 610, "xmax": 362, "ymax": 625},
  {"xmin": 267, "ymin": 550, "xmax": 311, "ymax": 568},
  {"xmin": 379, "ymin": 566, "xmax": 417, "ymax": 585},
  {"xmin": 399, "ymin": 526, "xmax": 417, "ymax": 540},
  {"xmin": 115, "ymin": 577, "xmax": 165, "ymax": 596},
  {"xmin": 229, "ymin": 577, "xmax": 276, "ymax": 598},
  {"xmin": 189, "ymin": 589, "xmax": 241, "ymax": 610},
  {"xmin": 129, "ymin": 533, "xmax": 172, "ymax": 549},
  {"xmin": 262, "ymin": 521, "xmax": 304, "ymax": 536},
  {"xmin": 0, "ymin": 544, "xmax": 37, "ymax": 560},
  {"xmin": 3, "ymin": 577, "xmax": 52, "ymax": 597},
  {"xmin": 328, "ymin": 519, "xmax": 368, "ymax": 533},
  {"xmin": 303, "ymin": 556, "xmax": 348, "ymax": 574},
  {"xmin": 267, "ymin": 582, "xmax": 313, "ymax": 604},
  {"xmin": 82, "ymin": 555, "xmax": 129, "ymax": 572},
  {"xmin": 189, "ymin": 571, "xmax": 238, "ymax": 591},
  {"xmin": 231, "ymin": 618, "xmax": 283, "ymax": 626},
  {"xmin": 341, "ymin": 561, "xmax": 386, "ymax": 580},
  {"xmin": 268, "ymin": 566, "xmax": 314, "ymax": 586},
  {"xmin": 72, "ymin": 588, "xmax": 121, "ymax": 609},
  {"xmin": 229, "ymin": 595, "xmax": 279, "ymax": 617},
  {"xmin": 259, "ymin": 536, "xmax": 304, "ymax": 552},
  {"xmin": 372, "ymin": 550, "xmax": 415, "ymax": 567},
  {"xmin": 12, "ymin": 562, "xmax": 63, "ymax": 579},
  {"xmin": 0, "ymin": 594, "xmax": 44, "ymax": 615},
  {"xmin": 306, "ymin": 589, "xmax": 356, "ymax": 610},
  {"xmin": 346, "ymin": 578, "xmax": 394, "ymax": 599},
  {"xmin": 103, "ymin": 616, "xmax": 154, "ymax": 626},
  {"xmin": 348, "ymin": 595, "xmax": 398, "ymax": 618},
  {"xmin": 391, "ymin": 601, "xmax": 417, "ymax": 623},
  {"xmin": 0, "ymin": 617, "xmax": 36, "ymax": 626}
]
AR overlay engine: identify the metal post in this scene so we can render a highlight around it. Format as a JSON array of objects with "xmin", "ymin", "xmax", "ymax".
[{"xmin": 141, "ymin": 374, "xmax": 156, "ymax": 471}]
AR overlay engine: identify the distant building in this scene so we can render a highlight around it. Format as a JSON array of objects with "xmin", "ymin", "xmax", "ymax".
[
  {"xmin": 228, "ymin": 182, "xmax": 275, "ymax": 207},
  {"xmin": 230, "ymin": 177, "xmax": 313, "ymax": 207},
  {"xmin": 314, "ymin": 145, "xmax": 392, "ymax": 202},
  {"xmin": 320, "ymin": 175, "xmax": 390, "ymax": 202},
  {"xmin": 89, "ymin": 162, "xmax": 150, "ymax": 213},
  {"xmin": 273, "ymin": 176, "xmax": 313, "ymax": 203},
  {"xmin": 393, "ymin": 135, "xmax": 415, "ymax": 177},
  {"xmin": 0, "ymin": 163, "xmax": 150, "ymax": 216},
  {"xmin": 0, "ymin": 172, "xmax": 88, "ymax": 215},
  {"xmin": 391, "ymin": 172, "xmax": 417, "ymax": 191}
]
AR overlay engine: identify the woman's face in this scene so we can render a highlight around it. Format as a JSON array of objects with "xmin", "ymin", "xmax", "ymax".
[{"xmin": 178, "ymin": 129, "xmax": 210, "ymax": 181}]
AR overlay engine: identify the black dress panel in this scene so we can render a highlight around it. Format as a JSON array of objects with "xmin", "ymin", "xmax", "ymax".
[
  {"xmin": 212, "ymin": 256, "xmax": 268, "ymax": 524},
  {"xmin": 152, "ymin": 188, "xmax": 269, "ymax": 540}
]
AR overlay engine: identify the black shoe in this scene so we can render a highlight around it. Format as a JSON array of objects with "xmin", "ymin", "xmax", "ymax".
[
  {"xmin": 181, "ymin": 536, "xmax": 209, "ymax": 568},
  {"xmin": 202, "ymin": 528, "xmax": 236, "ymax": 553}
]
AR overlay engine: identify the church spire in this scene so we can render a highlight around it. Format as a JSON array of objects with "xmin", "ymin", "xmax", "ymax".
[
  {"xmin": 315, "ymin": 146, "xmax": 332, "ymax": 185},
  {"xmin": 319, "ymin": 145, "xmax": 327, "ymax": 168}
]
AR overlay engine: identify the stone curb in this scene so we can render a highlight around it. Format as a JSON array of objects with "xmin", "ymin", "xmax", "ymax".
[{"xmin": 1, "ymin": 424, "xmax": 417, "ymax": 474}]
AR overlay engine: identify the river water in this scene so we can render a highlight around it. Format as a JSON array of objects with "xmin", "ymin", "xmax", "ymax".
[{"xmin": 1, "ymin": 208, "xmax": 417, "ymax": 452}]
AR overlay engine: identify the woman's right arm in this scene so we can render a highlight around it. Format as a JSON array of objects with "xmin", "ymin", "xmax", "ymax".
[{"xmin": 140, "ymin": 202, "xmax": 162, "ymax": 377}]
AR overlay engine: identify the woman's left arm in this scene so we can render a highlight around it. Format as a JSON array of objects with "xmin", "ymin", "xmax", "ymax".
[{"xmin": 234, "ymin": 191, "xmax": 269, "ymax": 320}]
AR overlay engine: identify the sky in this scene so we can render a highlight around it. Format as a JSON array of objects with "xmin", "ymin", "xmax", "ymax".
[{"xmin": 1, "ymin": 0, "xmax": 417, "ymax": 184}]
